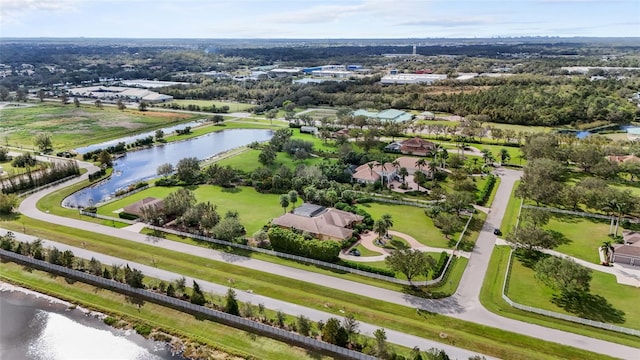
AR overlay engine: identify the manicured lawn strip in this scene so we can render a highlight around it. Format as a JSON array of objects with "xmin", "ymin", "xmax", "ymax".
[
  {"xmin": 0, "ymin": 261, "xmax": 318, "ymax": 360},
  {"xmin": 0, "ymin": 217, "xmax": 618, "ymax": 359},
  {"xmin": 485, "ymin": 176, "xmax": 501, "ymax": 207},
  {"xmin": 479, "ymin": 246, "xmax": 639, "ymax": 349},
  {"xmin": 289, "ymin": 129, "xmax": 338, "ymax": 152},
  {"xmin": 426, "ymin": 257, "xmax": 468, "ymax": 296},
  {"xmin": 499, "ymin": 180, "xmax": 521, "ymax": 234},
  {"xmin": 508, "ymin": 255, "xmax": 640, "ymax": 330}
]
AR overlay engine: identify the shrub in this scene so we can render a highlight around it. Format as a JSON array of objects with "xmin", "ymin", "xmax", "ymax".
[
  {"xmin": 118, "ymin": 212, "xmax": 139, "ymax": 220},
  {"xmin": 134, "ymin": 323, "xmax": 152, "ymax": 337},
  {"xmin": 432, "ymin": 251, "xmax": 450, "ymax": 279},
  {"xmin": 476, "ymin": 174, "xmax": 496, "ymax": 206},
  {"xmin": 339, "ymin": 260, "xmax": 396, "ymax": 277},
  {"xmin": 103, "ymin": 316, "xmax": 117, "ymax": 326}
]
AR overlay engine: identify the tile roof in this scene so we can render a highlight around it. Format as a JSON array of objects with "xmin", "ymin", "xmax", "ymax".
[{"xmin": 271, "ymin": 206, "xmax": 363, "ymax": 240}]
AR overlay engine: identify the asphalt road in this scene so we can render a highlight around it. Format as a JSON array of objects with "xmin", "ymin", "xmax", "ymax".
[
  {"xmin": 0, "ymin": 228, "xmax": 491, "ymax": 360},
  {"xmin": 11, "ymin": 160, "xmax": 640, "ymax": 359}
]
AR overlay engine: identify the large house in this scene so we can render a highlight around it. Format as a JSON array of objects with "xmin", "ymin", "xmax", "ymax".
[
  {"xmin": 351, "ymin": 156, "xmax": 430, "ymax": 184},
  {"xmin": 399, "ymin": 137, "xmax": 436, "ymax": 156},
  {"xmin": 68, "ymin": 86, "xmax": 173, "ymax": 103},
  {"xmin": 271, "ymin": 203, "xmax": 363, "ymax": 241},
  {"xmin": 613, "ymin": 231, "xmax": 640, "ymax": 266}
]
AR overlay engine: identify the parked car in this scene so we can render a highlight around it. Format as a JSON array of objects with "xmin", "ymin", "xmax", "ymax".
[
  {"xmin": 493, "ymin": 228, "xmax": 502, "ymax": 236},
  {"xmin": 349, "ymin": 249, "xmax": 361, "ymax": 257}
]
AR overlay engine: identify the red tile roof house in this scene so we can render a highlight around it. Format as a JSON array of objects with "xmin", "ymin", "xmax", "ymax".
[
  {"xmin": 613, "ymin": 230, "xmax": 640, "ymax": 266},
  {"xmin": 399, "ymin": 137, "xmax": 436, "ymax": 156},
  {"xmin": 271, "ymin": 203, "xmax": 363, "ymax": 241},
  {"xmin": 351, "ymin": 156, "xmax": 431, "ymax": 184}
]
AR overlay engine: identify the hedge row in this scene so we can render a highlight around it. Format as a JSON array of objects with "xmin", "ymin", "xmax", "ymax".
[
  {"xmin": 339, "ymin": 260, "xmax": 396, "ymax": 278},
  {"xmin": 476, "ymin": 174, "xmax": 496, "ymax": 206},
  {"xmin": 432, "ymin": 251, "xmax": 449, "ymax": 280}
]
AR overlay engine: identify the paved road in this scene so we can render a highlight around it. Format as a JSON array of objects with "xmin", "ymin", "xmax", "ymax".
[
  {"xmin": 0, "ymin": 228, "xmax": 491, "ymax": 360},
  {"xmin": 13, "ymin": 164, "xmax": 640, "ymax": 359}
]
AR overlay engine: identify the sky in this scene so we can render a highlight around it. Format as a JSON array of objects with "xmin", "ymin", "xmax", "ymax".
[{"xmin": 1, "ymin": 0, "xmax": 638, "ymax": 39}]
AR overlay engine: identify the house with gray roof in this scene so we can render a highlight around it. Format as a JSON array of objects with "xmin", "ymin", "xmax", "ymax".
[{"xmin": 271, "ymin": 203, "xmax": 363, "ymax": 241}]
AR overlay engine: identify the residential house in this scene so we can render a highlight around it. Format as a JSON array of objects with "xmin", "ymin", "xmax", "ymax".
[
  {"xmin": 351, "ymin": 156, "xmax": 430, "ymax": 184},
  {"xmin": 399, "ymin": 137, "xmax": 436, "ymax": 156},
  {"xmin": 123, "ymin": 197, "xmax": 164, "ymax": 218},
  {"xmin": 613, "ymin": 231, "xmax": 640, "ymax": 266},
  {"xmin": 271, "ymin": 203, "xmax": 363, "ymax": 241}
]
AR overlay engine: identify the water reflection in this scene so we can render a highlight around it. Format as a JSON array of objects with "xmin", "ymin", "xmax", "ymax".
[
  {"xmin": 65, "ymin": 129, "xmax": 272, "ymax": 207},
  {"xmin": 0, "ymin": 289, "xmax": 180, "ymax": 360}
]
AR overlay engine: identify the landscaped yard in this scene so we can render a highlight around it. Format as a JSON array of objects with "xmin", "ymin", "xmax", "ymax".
[
  {"xmin": 98, "ymin": 185, "xmax": 283, "ymax": 234},
  {"xmin": 507, "ymin": 252, "xmax": 640, "ymax": 330},
  {"xmin": 544, "ymin": 214, "xmax": 615, "ymax": 264},
  {"xmin": 356, "ymin": 202, "xmax": 449, "ymax": 248},
  {"xmin": 0, "ymin": 103, "xmax": 199, "ymax": 150}
]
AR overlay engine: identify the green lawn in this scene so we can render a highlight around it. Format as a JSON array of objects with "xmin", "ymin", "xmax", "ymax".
[
  {"xmin": 544, "ymin": 214, "xmax": 613, "ymax": 264},
  {"xmin": 356, "ymin": 202, "xmax": 448, "ymax": 248},
  {"xmin": 472, "ymin": 144, "xmax": 526, "ymax": 166},
  {"xmin": 500, "ymin": 180, "xmax": 522, "ymax": 234},
  {"xmin": 167, "ymin": 100, "xmax": 255, "ymax": 112},
  {"xmin": 217, "ymin": 149, "xmax": 329, "ymax": 173},
  {"xmin": 99, "ymin": 185, "xmax": 283, "ymax": 235},
  {"xmin": 353, "ymin": 243, "xmax": 383, "ymax": 257},
  {"xmin": 479, "ymin": 246, "xmax": 639, "ymax": 349},
  {"xmin": 0, "ymin": 261, "xmax": 323, "ymax": 360},
  {"xmin": 0, "ymin": 103, "xmax": 200, "ymax": 151},
  {"xmin": 507, "ymin": 252, "xmax": 640, "ymax": 331}
]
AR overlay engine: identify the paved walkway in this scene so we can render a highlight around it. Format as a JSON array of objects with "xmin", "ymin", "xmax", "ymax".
[
  {"xmin": 12, "ymin": 162, "xmax": 640, "ymax": 359},
  {"xmin": 495, "ymin": 238, "xmax": 640, "ymax": 287},
  {"xmin": 340, "ymin": 230, "xmax": 470, "ymax": 263}
]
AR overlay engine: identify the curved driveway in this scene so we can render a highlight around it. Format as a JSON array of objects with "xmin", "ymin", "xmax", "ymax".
[{"xmin": 13, "ymin": 163, "xmax": 640, "ymax": 359}]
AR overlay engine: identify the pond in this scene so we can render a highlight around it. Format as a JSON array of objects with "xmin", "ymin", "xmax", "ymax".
[
  {"xmin": 64, "ymin": 129, "xmax": 272, "ymax": 208},
  {"xmin": 74, "ymin": 120, "xmax": 206, "ymax": 155}
]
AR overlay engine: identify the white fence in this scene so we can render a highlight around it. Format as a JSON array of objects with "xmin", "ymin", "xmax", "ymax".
[
  {"xmin": 521, "ymin": 205, "xmax": 613, "ymax": 220},
  {"xmin": 80, "ymin": 210, "xmax": 475, "ymax": 286},
  {"xmin": 0, "ymin": 249, "xmax": 377, "ymax": 360},
  {"xmin": 501, "ymin": 249, "xmax": 640, "ymax": 337}
]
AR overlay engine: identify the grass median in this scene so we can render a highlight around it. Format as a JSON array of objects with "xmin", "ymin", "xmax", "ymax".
[{"xmin": 0, "ymin": 215, "xmax": 617, "ymax": 360}]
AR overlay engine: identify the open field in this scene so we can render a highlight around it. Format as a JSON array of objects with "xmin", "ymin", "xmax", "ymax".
[
  {"xmin": 0, "ymin": 103, "xmax": 199, "ymax": 151},
  {"xmin": 0, "ymin": 261, "xmax": 324, "ymax": 360},
  {"xmin": 99, "ymin": 185, "xmax": 282, "ymax": 235},
  {"xmin": 167, "ymin": 99, "xmax": 255, "ymax": 112},
  {"xmin": 544, "ymin": 214, "xmax": 614, "ymax": 264},
  {"xmin": 507, "ymin": 252, "xmax": 640, "ymax": 331},
  {"xmin": 0, "ymin": 216, "xmax": 615, "ymax": 359},
  {"xmin": 479, "ymin": 246, "xmax": 639, "ymax": 349}
]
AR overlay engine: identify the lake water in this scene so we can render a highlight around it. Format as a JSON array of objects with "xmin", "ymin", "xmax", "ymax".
[
  {"xmin": 0, "ymin": 285, "xmax": 181, "ymax": 360},
  {"xmin": 74, "ymin": 120, "xmax": 206, "ymax": 155},
  {"xmin": 64, "ymin": 129, "xmax": 272, "ymax": 208}
]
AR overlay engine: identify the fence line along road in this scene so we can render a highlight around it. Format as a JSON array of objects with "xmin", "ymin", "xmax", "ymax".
[
  {"xmin": 521, "ymin": 205, "xmax": 613, "ymax": 220},
  {"xmin": 81, "ymin": 210, "xmax": 473, "ymax": 287},
  {"xmin": 0, "ymin": 249, "xmax": 377, "ymax": 360},
  {"xmin": 501, "ymin": 248, "xmax": 640, "ymax": 337}
]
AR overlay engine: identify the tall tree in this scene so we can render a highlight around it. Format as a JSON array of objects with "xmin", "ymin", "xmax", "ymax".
[
  {"xmin": 175, "ymin": 157, "xmax": 200, "ymax": 184},
  {"xmin": 385, "ymin": 249, "xmax": 436, "ymax": 284},
  {"xmin": 224, "ymin": 288, "xmax": 240, "ymax": 316},
  {"xmin": 279, "ymin": 195, "xmax": 289, "ymax": 214},
  {"xmin": 34, "ymin": 133, "xmax": 53, "ymax": 153},
  {"xmin": 535, "ymin": 256, "xmax": 592, "ymax": 295}
]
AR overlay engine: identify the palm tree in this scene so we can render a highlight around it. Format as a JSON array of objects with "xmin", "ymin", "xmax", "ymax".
[
  {"xmin": 398, "ymin": 167, "xmax": 409, "ymax": 186},
  {"xmin": 279, "ymin": 195, "xmax": 289, "ymax": 214},
  {"xmin": 381, "ymin": 214, "xmax": 393, "ymax": 237},
  {"xmin": 288, "ymin": 190, "xmax": 298, "ymax": 211},
  {"xmin": 500, "ymin": 148, "xmax": 511, "ymax": 165},
  {"xmin": 415, "ymin": 158, "xmax": 427, "ymax": 173},
  {"xmin": 600, "ymin": 241, "xmax": 615, "ymax": 265},
  {"xmin": 374, "ymin": 219, "xmax": 388, "ymax": 241}
]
